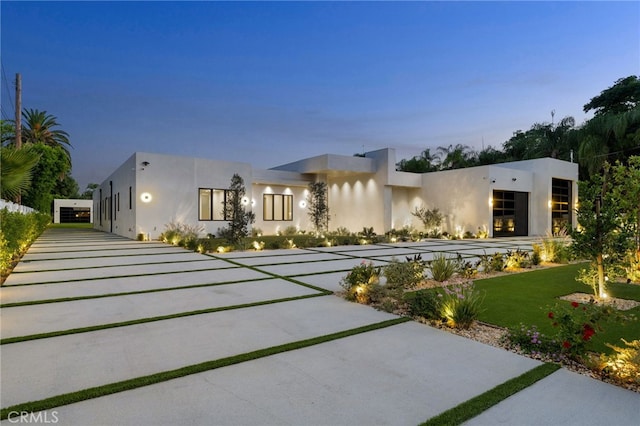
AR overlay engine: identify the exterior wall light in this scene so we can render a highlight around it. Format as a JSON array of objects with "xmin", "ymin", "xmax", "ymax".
[
  {"xmin": 548, "ymin": 200, "xmax": 552, "ymax": 209},
  {"xmin": 241, "ymin": 197, "xmax": 250, "ymax": 206},
  {"xmin": 140, "ymin": 192, "xmax": 152, "ymax": 203},
  {"xmin": 299, "ymin": 200, "xmax": 307, "ymax": 208}
]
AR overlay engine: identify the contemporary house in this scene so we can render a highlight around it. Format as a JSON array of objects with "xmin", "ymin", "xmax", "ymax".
[{"xmin": 93, "ymin": 148, "xmax": 578, "ymax": 240}]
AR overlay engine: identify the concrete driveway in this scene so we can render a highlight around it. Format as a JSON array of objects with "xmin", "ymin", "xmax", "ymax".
[{"xmin": 1, "ymin": 229, "xmax": 638, "ymax": 425}]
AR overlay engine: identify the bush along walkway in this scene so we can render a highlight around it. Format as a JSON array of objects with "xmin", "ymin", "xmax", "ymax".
[{"xmin": 1, "ymin": 229, "xmax": 638, "ymax": 425}]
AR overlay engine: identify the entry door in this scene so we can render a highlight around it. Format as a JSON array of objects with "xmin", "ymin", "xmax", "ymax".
[{"xmin": 493, "ymin": 190, "xmax": 528, "ymax": 237}]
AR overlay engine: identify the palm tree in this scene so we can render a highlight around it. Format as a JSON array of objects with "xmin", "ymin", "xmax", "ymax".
[
  {"xmin": 0, "ymin": 145, "xmax": 40, "ymax": 200},
  {"xmin": 21, "ymin": 109, "xmax": 72, "ymax": 165},
  {"xmin": 437, "ymin": 144, "xmax": 476, "ymax": 170},
  {"xmin": 578, "ymin": 107, "xmax": 640, "ymax": 178}
]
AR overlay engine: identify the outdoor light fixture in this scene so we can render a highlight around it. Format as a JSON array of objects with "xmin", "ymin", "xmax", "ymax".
[
  {"xmin": 299, "ymin": 200, "xmax": 307, "ymax": 208},
  {"xmin": 241, "ymin": 197, "xmax": 250, "ymax": 206},
  {"xmin": 548, "ymin": 200, "xmax": 552, "ymax": 209},
  {"xmin": 140, "ymin": 192, "xmax": 153, "ymax": 203},
  {"xmin": 141, "ymin": 161, "xmax": 150, "ymax": 167},
  {"xmin": 512, "ymin": 178, "xmax": 517, "ymax": 182}
]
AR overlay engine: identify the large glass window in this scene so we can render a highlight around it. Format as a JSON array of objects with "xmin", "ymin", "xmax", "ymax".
[
  {"xmin": 493, "ymin": 190, "xmax": 515, "ymax": 235},
  {"xmin": 199, "ymin": 188, "xmax": 228, "ymax": 221},
  {"xmin": 263, "ymin": 194, "xmax": 293, "ymax": 221},
  {"xmin": 551, "ymin": 178, "xmax": 572, "ymax": 234}
]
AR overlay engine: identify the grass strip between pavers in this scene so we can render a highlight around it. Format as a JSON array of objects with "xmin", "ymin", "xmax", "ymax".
[
  {"xmin": 207, "ymin": 253, "xmax": 334, "ymax": 294},
  {"xmin": 0, "ymin": 277, "xmax": 276, "ymax": 308},
  {"xmin": 420, "ymin": 363, "xmax": 561, "ymax": 426},
  {"xmin": 1, "ymin": 266, "xmax": 241, "ymax": 287},
  {"xmin": 0, "ymin": 293, "xmax": 327, "ymax": 345},
  {"xmin": 0, "ymin": 316, "xmax": 411, "ymax": 419},
  {"xmin": 9, "ymin": 258, "xmax": 220, "ymax": 274}
]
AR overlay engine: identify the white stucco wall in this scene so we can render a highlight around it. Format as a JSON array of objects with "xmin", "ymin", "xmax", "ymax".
[{"xmin": 95, "ymin": 153, "xmax": 253, "ymax": 240}]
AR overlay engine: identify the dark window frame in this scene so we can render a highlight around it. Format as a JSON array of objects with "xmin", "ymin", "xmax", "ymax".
[{"xmin": 263, "ymin": 194, "xmax": 293, "ymax": 221}]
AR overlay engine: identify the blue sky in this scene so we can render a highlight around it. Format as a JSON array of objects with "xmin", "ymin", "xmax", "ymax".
[{"xmin": 1, "ymin": 1, "xmax": 638, "ymax": 189}]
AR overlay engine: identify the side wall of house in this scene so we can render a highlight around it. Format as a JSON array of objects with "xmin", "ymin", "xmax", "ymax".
[
  {"xmin": 95, "ymin": 153, "xmax": 253, "ymax": 240},
  {"xmin": 252, "ymin": 183, "xmax": 312, "ymax": 235}
]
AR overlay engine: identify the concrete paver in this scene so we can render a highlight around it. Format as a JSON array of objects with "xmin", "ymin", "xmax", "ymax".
[
  {"xmin": 41, "ymin": 322, "xmax": 541, "ymax": 426},
  {"xmin": 1, "ymin": 229, "xmax": 638, "ymax": 426}
]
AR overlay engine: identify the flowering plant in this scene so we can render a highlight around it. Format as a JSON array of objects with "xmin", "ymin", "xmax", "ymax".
[{"xmin": 547, "ymin": 300, "xmax": 615, "ymax": 360}]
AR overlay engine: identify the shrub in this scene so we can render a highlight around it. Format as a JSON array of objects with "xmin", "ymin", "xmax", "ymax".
[
  {"xmin": 546, "ymin": 301, "xmax": 624, "ymax": 361},
  {"xmin": 505, "ymin": 248, "xmax": 532, "ymax": 270},
  {"xmin": 439, "ymin": 282, "xmax": 484, "ymax": 329},
  {"xmin": 282, "ymin": 226, "xmax": 298, "ymax": 236},
  {"xmin": 428, "ymin": 253, "xmax": 457, "ymax": 282},
  {"xmin": 383, "ymin": 257, "xmax": 424, "ymax": 290},
  {"xmin": 407, "ymin": 290, "xmax": 441, "ymax": 320},
  {"xmin": 411, "ymin": 206, "xmax": 443, "ymax": 234},
  {"xmin": 540, "ymin": 230, "xmax": 571, "ymax": 263},
  {"xmin": 160, "ymin": 222, "xmax": 204, "ymax": 246},
  {"xmin": 340, "ymin": 261, "xmax": 381, "ymax": 303},
  {"xmin": 454, "ymin": 253, "xmax": 477, "ymax": 279},
  {"xmin": 334, "ymin": 226, "xmax": 351, "ymax": 236},
  {"xmin": 251, "ymin": 227, "xmax": 263, "ymax": 237},
  {"xmin": 599, "ymin": 339, "xmax": 640, "ymax": 385},
  {"xmin": 504, "ymin": 324, "xmax": 561, "ymax": 360},
  {"xmin": 0, "ymin": 209, "xmax": 50, "ymax": 279}
]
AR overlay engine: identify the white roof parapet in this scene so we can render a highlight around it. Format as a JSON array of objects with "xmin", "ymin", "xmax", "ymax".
[
  {"xmin": 271, "ymin": 153, "xmax": 375, "ymax": 175},
  {"xmin": 252, "ymin": 169, "xmax": 314, "ymax": 186}
]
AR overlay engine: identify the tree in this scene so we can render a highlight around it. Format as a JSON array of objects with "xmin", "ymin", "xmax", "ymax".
[
  {"xmin": 1, "ymin": 120, "xmax": 15, "ymax": 145},
  {"xmin": 80, "ymin": 183, "xmax": 99, "ymax": 200},
  {"xmin": 583, "ymin": 75, "xmax": 640, "ymax": 116},
  {"xmin": 307, "ymin": 181, "xmax": 329, "ymax": 232},
  {"xmin": 397, "ymin": 148, "xmax": 439, "ymax": 173},
  {"xmin": 570, "ymin": 163, "xmax": 634, "ymax": 298},
  {"xmin": 411, "ymin": 205, "xmax": 443, "ymax": 235},
  {"xmin": 0, "ymin": 145, "xmax": 40, "ymax": 200},
  {"xmin": 220, "ymin": 174, "xmax": 255, "ymax": 245},
  {"xmin": 437, "ymin": 144, "xmax": 476, "ymax": 170},
  {"xmin": 53, "ymin": 174, "xmax": 80, "ymax": 199},
  {"xmin": 476, "ymin": 145, "xmax": 507, "ymax": 166},
  {"xmin": 21, "ymin": 109, "xmax": 72, "ymax": 166},
  {"xmin": 22, "ymin": 144, "xmax": 70, "ymax": 212},
  {"xmin": 578, "ymin": 107, "xmax": 640, "ymax": 179}
]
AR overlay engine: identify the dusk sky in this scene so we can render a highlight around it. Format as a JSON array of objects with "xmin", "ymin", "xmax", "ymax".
[{"xmin": 1, "ymin": 1, "xmax": 638, "ymax": 190}]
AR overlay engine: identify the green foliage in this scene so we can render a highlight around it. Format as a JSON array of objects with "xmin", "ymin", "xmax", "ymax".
[
  {"xmin": 546, "ymin": 301, "xmax": 624, "ymax": 361},
  {"xmin": 219, "ymin": 174, "xmax": 255, "ymax": 245},
  {"xmin": 571, "ymin": 163, "xmax": 634, "ymax": 297},
  {"xmin": 504, "ymin": 249, "xmax": 532, "ymax": 270},
  {"xmin": 160, "ymin": 222, "xmax": 204, "ymax": 247},
  {"xmin": 407, "ymin": 290, "xmax": 441, "ymax": 320},
  {"xmin": 383, "ymin": 256, "xmax": 424, "ymax": 290},
  {"xmin": 20, "ymin": 109, "xmax": 72, "ymax": 166},
  {"xmin": 428, "ymin": 253, "xmax": 457, "ymax": 282},
  {"xmin": 396, "ymin": 148, "xmax": 439, "ymax": 173},
  {"xmin": 282, "ymin": 225, "xmax": 298, "ymax": 236},
  {"xmin": 53, "ymin": 174, "xmax": 80, "ymax": 199},
  {"xmin": 599, "ymin": 339, "xmax": 640, "ymax": 385},
  {"xmin": 0, "ymin": 145, "xmax": 41, "ymax": 200},
  {"xmin": 340, "ymin": 261, "xmax": 381, "ymax": 303},
  {"xmin": 439, "ymin": 282, "xmax": 484, "ymax": 329},
  {"xmin": 477, "ymin": 251, "xmax": 505, "ymax": 272},
  {"xmin": 22, "ymin": 143, "xmax": 70, "ymax": 212},
  {"xmin": 411, "ymin": 206, "xmax": 443, "ymax": 233},
  {"xmin": 454, "ymin": 254, "xmax": 478, "ymax": 279},
  {"xmin": 80, "ymin": 183, "xmax": 99, "ymax": 200},
  {"xmin": 583, "ymin": 75, "xmax": 640, "ymax": 116},
  {"xmin": 503, "ymin": 324, "xmax": 561, "ymax": 361},
  {"xmin": 307, "ymin": 181, "xmax": 329, "ymax": 232},
  {"xmin": 0, "ymin": 209, "xmax": 50, "ymax": 278}
]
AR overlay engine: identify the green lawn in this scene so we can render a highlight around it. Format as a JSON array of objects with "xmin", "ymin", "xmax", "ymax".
[
  {"xmin": 48, "ymin": 223, "xmax": 93, "ymax": 229},
  {"xmin": 474, "ymin": 263, "xmax": 640, "ymax": 354}
]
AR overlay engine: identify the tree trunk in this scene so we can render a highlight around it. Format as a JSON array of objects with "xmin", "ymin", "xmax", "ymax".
[{"xmin": 597, "ymin": 253, "xmax": 606, "ymax": 298}]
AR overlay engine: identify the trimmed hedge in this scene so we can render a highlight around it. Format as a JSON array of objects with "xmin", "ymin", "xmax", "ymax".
[{"xmin": 0, "ymin": 208, "xmax": 50, "ymax": 280}]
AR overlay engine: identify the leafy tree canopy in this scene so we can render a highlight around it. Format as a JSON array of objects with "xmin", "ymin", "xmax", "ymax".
[
  {"xmin": 583, "ymin": 75, "xmax": 640, "ymax": 116},
  {"xmin": 22, "ymin": 143, "xmax": 70, "ymax": 212}
]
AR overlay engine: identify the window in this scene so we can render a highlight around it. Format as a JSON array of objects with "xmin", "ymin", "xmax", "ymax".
[
  {"xmin": 493, "ymin": 190, "xmax": 515, "ymax": 234},
  {"xmin": 263, "ymin": 194, "xmax": 293, "ymax": 221},
  {"xmin": 199, "ymin": 188, "xmax": 229, "ymax": 221},
  {"xmin": 129, "ymin": 187, "xmax": 132, "ymax": 210},
  {"xmin": 551, "ymin": 178, "xmax": 572, "ymax": 233}
]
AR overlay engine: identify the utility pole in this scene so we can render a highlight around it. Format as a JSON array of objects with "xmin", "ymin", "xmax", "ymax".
[
  {"xmin": 14, "ymin": 73, "xmax": 22, "ymax": 204},
  {"xmin": 15, "ymin": 73, "xmax": 21, "ymax": 149}
]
